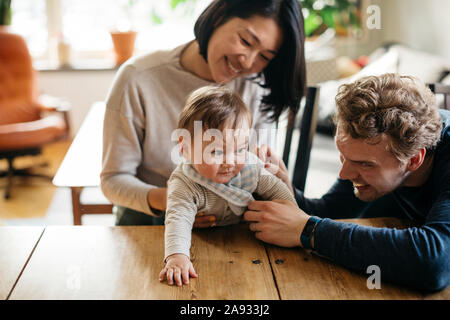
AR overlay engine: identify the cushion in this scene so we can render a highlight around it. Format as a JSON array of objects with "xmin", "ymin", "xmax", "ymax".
[
  {"xmin": 316, "ymin": 49, "xmax": 399, "ymax": 132},
  {"xmin": 315, "ymin": 45, "xmax": 450, "ymax": 134},
  {"xmin": 390, "ymin": 45, "xmax": 450, "ymax": 83}
]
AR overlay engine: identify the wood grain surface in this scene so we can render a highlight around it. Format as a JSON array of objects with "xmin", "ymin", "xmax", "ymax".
[
  {"xmin": 9, "ymin": 223, "xmax": 278, "ymax": 300},
  {"xmin": 0, "ymin": 227, "xmax": 44, "ymax": 300},
  {"xmin": 266, "ymin": 217, "xmax": 450, "ymax": 299}
]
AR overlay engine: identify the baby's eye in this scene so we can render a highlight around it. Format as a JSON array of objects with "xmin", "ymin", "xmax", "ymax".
[
  {"xmin": 212, "ymin": 150, "xmax": 223, "ymax": 156},
  {"xmin": 237, "ymin": 147, "xmax": 247, "ymax": 154}
]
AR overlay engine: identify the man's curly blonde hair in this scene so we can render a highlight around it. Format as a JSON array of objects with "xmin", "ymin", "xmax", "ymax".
[{"xmin": 334, "ymin": 73, "xmax": 442, "ymax": 163}]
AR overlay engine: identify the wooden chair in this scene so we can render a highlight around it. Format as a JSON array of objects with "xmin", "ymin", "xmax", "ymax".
[
  {"xmin": 282, "ymin": 86, "xmax": 320, "ymax": 192},
  {"xmin": 428, "ymin": 83, "xmax": 450, "ymax": 110}
]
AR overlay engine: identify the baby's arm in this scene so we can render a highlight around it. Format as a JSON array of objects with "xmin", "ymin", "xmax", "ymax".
[
  {"xmin": 255, "ymin": 167, "xmax": 297, "ymax": 204},
  {"xmin": 160, "ymin": 174, "xmax": 202, "ymax": 286}
]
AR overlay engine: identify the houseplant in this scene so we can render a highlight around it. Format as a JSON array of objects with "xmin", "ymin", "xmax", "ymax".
[
  {"xmin": 300, "ymin": 0, "xmax": 362, "ymax": 38},
  {"xmin": 0, "ymin": 0, "xmax": 12, "ymax": 27},
  {"xmin": 110, "ymin": 0, "xmax": 138, "ymax": 65}
]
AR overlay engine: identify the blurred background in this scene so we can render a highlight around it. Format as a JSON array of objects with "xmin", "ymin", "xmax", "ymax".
[{"xmin": 1, "ymin": 0, "xmax": 449, "ymax": 226}]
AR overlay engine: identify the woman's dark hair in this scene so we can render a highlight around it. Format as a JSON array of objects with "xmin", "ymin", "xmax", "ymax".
[{"xmin": 194, "ymin": 0, "xmax": 306, "ymax": 122}]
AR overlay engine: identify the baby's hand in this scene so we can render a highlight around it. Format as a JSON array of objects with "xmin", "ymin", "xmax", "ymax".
[{"xmin": 159, "ymin": 253, "xmax": 198, "ymax": 286}]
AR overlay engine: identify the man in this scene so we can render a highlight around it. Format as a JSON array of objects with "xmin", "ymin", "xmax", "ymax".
[{"xmin": 244, "ymin": 73, "xmax": 450, "ymax": 292}]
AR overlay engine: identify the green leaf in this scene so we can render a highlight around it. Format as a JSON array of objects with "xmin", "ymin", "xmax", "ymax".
[
  {"xmin": 0, "ymin": 0, "xmax": 12, "ymax": 25},
  {"xmin": 151, "ymin": 9, "xmax": 162, "ymax": 25},
  {"xmin": 304, "ymin": 12, "xmax": 322, "ymax": 37},
  {"xmin": 171, "ymin": 0, "xmax": 187, "ymax": 10},
  {"xmin": 320, "ymin": 7, "xmax": 336, "ymax": 29}
]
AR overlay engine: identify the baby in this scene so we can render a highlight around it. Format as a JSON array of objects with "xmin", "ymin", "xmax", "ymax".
[{"xmin": 159, "ymin": 86, "xmax": 297, "ymax": 286}]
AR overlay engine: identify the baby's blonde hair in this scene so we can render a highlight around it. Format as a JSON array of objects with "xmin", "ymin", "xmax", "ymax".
[{"xmin": 178, "ymin": 86, "xmax": 252, "ymax": 134}]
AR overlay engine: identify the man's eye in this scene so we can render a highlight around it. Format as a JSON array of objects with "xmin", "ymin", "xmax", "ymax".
[{"xmin": 360, "ymin": 162, "xmax": 374, "ymax": 168}]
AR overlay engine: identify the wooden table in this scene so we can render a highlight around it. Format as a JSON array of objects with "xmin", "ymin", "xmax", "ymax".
[
  {"xmin": 53, "ymin": 102, "xmax": 113, "ymax": 225},
  {"xmin": 4, "ymin": 218, "xmax": 449, "ymax": 300},
  {"xmin": 0, "ymin": 227, "xmax": 44, "ymax": 300}
]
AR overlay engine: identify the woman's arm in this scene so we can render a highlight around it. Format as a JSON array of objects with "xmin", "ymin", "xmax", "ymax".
[{"xmin": 101, "ymin": 64, "xmax": 160, "ymax": 215}]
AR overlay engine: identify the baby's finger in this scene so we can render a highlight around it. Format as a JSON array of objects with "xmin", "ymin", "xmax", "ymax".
[
  {"xmin": 167, "ymin": 268, "xmax": 174, "ymax": 285},
  {"xmin": 189, "ymin": 264, "xmax": 198, "ymax": 278},
  {"xmin": 159, "ymin": 268, "xmax": 167, "ymax": 282},
  {"xmin": 181, "ymin": 267, "xmax": 190, "ymax": 285},
  {"xmin": 174, "ymin": 268, "xmax": 183, "ymax": 287}
]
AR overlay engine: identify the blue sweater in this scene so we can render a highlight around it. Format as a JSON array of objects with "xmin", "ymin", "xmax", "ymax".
[{"xmin": 295, "ymin": 110, "xmax": 450, "ymax": 292}]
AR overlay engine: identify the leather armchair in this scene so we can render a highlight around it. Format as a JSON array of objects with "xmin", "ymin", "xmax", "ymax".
[{"xmin": 0, "ymin": 30, "xmax": 70, "ymax": 199}]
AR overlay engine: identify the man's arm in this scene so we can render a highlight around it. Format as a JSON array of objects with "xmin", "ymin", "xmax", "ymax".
[
  {"xmin": 244, "ymin": 193, "xmax": 450, "ymax": 292},
  {"xmin": 314, "ymin": 197, "xmax": 450, "ymax": 292}
]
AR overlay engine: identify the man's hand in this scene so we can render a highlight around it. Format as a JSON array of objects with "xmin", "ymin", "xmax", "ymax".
[
  {"xmin": 159, "ymin": 253, "xmax": 198, "ymax": 286},
  {"xmin": 253, "ymin": 145, "xmax": 294, "ymax": 195},
  {"xmin": 243, "ymin": 200, "xmax": 310, "ymax": 247}
]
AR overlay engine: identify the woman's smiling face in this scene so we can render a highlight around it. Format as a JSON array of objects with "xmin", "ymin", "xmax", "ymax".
[{"xmin": 206, "ymin": 15, "xmax": 283, "ymax": 84}]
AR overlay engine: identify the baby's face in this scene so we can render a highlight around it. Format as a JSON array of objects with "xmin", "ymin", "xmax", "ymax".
[{"xmin": 190, "ymin": 122, "xmax": 250, "ymax": 184}]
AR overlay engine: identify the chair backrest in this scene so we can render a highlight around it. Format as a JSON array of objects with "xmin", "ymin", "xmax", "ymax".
[
  {"xmin": 428, "ymin": 83, "xmax": 450, "ymax": 110},
  {"xmin": 0, "ymin": 31, "xmax": 40, "ymax": 125},
  {"xmin": 282, "ymin": 86, "xmax": 320, "ymax": 192}
]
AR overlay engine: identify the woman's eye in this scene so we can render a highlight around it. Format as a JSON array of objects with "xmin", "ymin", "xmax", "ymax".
[
  {"xmin": 240, "ymin": 36, "xmax": 251, "ymax": 46},
  {"xmin": 260, "ymin": 54, "xmax": 270, "ymax": 62}
]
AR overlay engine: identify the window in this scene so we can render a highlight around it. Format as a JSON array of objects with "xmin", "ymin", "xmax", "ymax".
[
  {"xmin": 10, "ymin": 0, "xmax": 212, "ymax": 62},
  {"xmin": 10, "ymin": 0, "xmax": 48, "ymax": 58}
]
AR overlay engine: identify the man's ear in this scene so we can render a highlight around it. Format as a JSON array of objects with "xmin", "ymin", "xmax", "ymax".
[{"xmin": 406, "ymin": 148, "xmax": 426, "ymax": 172}]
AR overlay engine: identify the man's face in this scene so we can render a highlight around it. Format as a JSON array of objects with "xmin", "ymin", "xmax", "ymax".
[{"xmin": 335, "ymin": 126, "xmax": 410, "ymax": 202}]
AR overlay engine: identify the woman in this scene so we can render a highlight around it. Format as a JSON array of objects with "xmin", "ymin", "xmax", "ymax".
[{"xmin": 101, "ymin": 0, "xmax": 306, "ymax": 226}]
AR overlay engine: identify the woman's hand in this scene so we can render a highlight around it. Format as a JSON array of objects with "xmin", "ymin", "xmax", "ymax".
[
  {"xmin": 254, "ymin": 145, "xmax": 294, "ymax": 194},
  {"xmin": 193, "ymin": 212, "xmax": 216, "ymax": 228},
  {"xmin": 149, "ymin": 188, "xmax": 215, "ymax": 227},
  {"xmin": 159, "ymin": 253, "xmax": 198, "ymax": 286},
  {"xmin": 147, "ymin": 187, "xmax": 167, "ymax": 211}
]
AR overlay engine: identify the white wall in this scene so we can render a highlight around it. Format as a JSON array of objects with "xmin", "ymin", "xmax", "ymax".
[
  {"xmin": 334, "ymin": 0, "xmax": 450, "ymax": 60},
  {"xmin": 38, "ymin": 70, "xmax": 116, "ymax": 137},
  {"xmin": 381, "ymin": 0, "xmax": 450, "ymax": 61}
]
